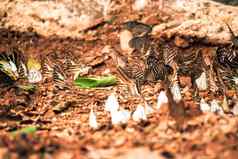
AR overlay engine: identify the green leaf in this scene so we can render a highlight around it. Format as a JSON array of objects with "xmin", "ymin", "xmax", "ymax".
[
  {"xmin": 11, "ymin": 126, "xmax": 37, "ymax": 136},
  {"xmin": 74, "ymin": 75, "xmax": 117, "ymax": 88}
]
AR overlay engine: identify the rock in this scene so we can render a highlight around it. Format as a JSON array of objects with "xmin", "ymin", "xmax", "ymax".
[
  {"xmin": 119, "ymin": 30, "xmax": 133, "ymax": 53},
  {"xmin": 0, "ymin": 0, "xmax": 104, "ymax": 38},
  {"xmin": 152, "ymin": 24, "xmax": 167, "ymax": 35},
  {"xmin": 174, "ymin": 36, "xmax": 190, "ymax": 48},
  {"xmin": 133, "ymin": 0, "xmax": 149, "ymax": 11}
]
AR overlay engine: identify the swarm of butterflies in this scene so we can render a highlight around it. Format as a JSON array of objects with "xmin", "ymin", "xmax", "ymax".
[
  {"xmin": 0, "ymin": 48, "xmax": 90, "ymax": 90},
  {"xmin": 119, "ymin": 21, "xmax": 238, "ymax": 96},
  {"xmin": 0, "ymin": 48, "xmax": 42, "ymax": 84},
  {"xmin": 1, "ymin": 21, "xmax": 238, "ymax": 130},
  {"xmin": 0, "ymin": 21, "xmax": 237, "ymax": 98}
]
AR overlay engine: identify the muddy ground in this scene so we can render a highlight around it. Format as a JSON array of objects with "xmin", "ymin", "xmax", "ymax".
[{"xmin": 0, "ymin": 0, "xmax": 238, "ymax": 159}]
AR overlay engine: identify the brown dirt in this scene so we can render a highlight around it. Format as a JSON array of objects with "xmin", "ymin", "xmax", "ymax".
[{"xmin": 0, "ymin": 0, "xmax": 238, "ymax": 159}]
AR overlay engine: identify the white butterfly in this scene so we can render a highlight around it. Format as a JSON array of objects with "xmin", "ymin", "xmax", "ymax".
[
  {"xmin": 132, "ymin": 105, "xmax": 147, "ymax": 122},
  {"xmin": 145, "ymin": 103, "xmax": 154, "ymax": 115},
  {"xmin": 105, "ymin": 93, "xmax": 119, "ymax": 113},
  {"xmin": 28, "ymin": 69, "xmax": 42, "ymax": 83},
  {"xmin": 157, "ymin": 91, "xmax": 168, "ymax": 110},
  {"xmin": 210, "ymin": 100, "xmax": 224, "ymax": 115},
  {"xmin": 170, "ymin": 83, "xmax": 182, "ymax": 102},
  {"xmin": 195, "ymin": 72, "xmax": 208, "ymax": 91},
  {"xmin": 111, "ymin": 109, "xmax": 131, "ymax": 125},
  {"xmin": 89, "ymin": 109, "xmax": 99, "ymax": 129},
  {"xmin": 200, "ymin": 98, "xmax": 210, "ymax": 113}
]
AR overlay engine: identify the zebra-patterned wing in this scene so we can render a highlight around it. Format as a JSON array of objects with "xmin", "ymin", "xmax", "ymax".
[
  {"xmin": 129, "ymin": 35, "xmax": 151, "ymax": 54},
  {"xmin": 133, "ymin": 68, "xmax": 145, "ymax": 93},
  {"xmin": 217, "ymin": 47, "xmax": 238, "ymax": 69},
  {"xmin": 146, "ymin": 48, "xmax": 165, "ymax": 80},
  {"xmin": 178, "ymin": 47, "xmax": 200, "ymax": 66},
  {"xmin": 6, "ymin": 48, "xmax": 28, "ymax": 79},
  {"xmin": 225, "ymin": 48, "xmax": 238, "ymax": 68},
  {"xmin": 163, "ymin": 43, "xmax": 178, "ymax": 67},
  {"xmin": 191, "ymin": 50, "xmax": 204, "ymax": 79},
  {"xmin": 41, "ymin": 57, "xmax": 53, "ymax": 79},
  {"xmin": 18, "ymin": 61, "xmax": 28, "ymax": 78},
  {"xmin": 0, "ymin": 52, "xmax": 8, "ymax": 61},
  {"xmin": 123, "ymin": 21, "xmax": 152, "ymax": 36},
  {"xmin": 64, "ymin": 55, "xmax": 91, "ymax": 79},
  {"xmin": 6, "ymin": 48, "xmax": 17, "ymax": 65},
  {"xmin": 0, "ymin": 59, "xmax": 19, "ymax": 81},
  {"xmin": 53, "ymin": 64, "xmax": 68, "ymax": 90},
  {"xmin": 64, "ymin": 54, "xmax": 75, "ymax": 70},
  {"xmin": 118, "ymin": 64, "xmax": 145, "ymax": 93}
]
